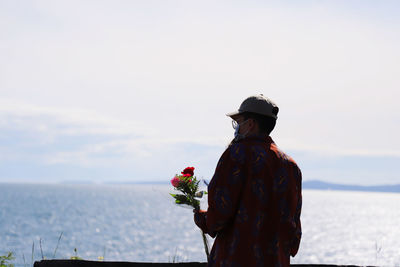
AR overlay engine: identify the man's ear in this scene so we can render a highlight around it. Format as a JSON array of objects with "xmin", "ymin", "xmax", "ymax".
[
  {"xmin": 249, "ymin": 118, "xmax": 256, "ymax": 130},
  {"xmin": 250, "ymin": 118, "xmax": 260, "ymax": 133}
]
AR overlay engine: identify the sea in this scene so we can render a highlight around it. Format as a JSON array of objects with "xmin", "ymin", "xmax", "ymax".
[{"xmin": 1, "ymin": 183, "xmax": 400, "ymax": 267}]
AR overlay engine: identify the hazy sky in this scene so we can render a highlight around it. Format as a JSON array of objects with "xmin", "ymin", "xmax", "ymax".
[{"xmin": 1, "ymin": 0, "xmax": 399, "ymax": 185}]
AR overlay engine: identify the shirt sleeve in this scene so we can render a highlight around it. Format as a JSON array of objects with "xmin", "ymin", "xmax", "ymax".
[
  {"xmin": 202, "ymin": 143, "xmax": 247, "ymax": 236},
  {"xmin": 193, "ymin": 209, "xmax": 213, "ymax": 236},
  {"xmin": 290, "ymin": 164, "xmax": 302, "ymax": 256}
]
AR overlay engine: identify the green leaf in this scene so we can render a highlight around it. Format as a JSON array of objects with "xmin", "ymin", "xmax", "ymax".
[{"xmin": 0, "ymin": 252, "xmax": 15, "ymax": 267}]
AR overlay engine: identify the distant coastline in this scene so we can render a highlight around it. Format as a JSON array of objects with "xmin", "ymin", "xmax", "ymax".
[
  {"xmin": 2, "ymin": 179, "xmax": 400, "ymax": 193},
  {"xmin": 302, "ymin": 180, "xmax": 400, "ymax": 193},
  {"xmin": 128, "ymin": 180, "xmax": 400, "ymax": 193},
  {"xmin": 104, "ymin": 179, "xmax": 400, "ymax": 193}
]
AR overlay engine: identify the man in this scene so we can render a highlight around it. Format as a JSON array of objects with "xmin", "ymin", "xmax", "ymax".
[{"xmin": 194, "ymin": 94, "xmax": 302, "ymax": 267}]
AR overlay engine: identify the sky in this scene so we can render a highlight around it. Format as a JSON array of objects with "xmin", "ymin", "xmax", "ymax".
[{"xmin": 0, "ymin": 0, "xmax": 399, "ymax": 185}]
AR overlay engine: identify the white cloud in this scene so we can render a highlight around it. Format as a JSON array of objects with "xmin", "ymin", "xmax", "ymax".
[
  {"xmin": 1, "ymin": 1, "xmax": 400, "ymax": 182},
  {"xmin": 0, "ymin": 99, "xmax": 225, "ymax": 169},
  {"xmin": 0, "ymin": 99, "xmax": 152, "ymax": 137},
  {"xmin": 0, "ymin": 99, "xmax": 398, "ymax": 184}
]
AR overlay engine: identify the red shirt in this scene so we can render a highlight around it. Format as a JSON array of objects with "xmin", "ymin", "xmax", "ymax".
[{"xmin": 194, "ymin": 135, "xmax": 302, "ymax": 267}]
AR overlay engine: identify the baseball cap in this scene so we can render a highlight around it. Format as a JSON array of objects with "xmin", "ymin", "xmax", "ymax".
[{"xmin": 226, "ymin": 94, "xmax": 279, "ymax": 119}]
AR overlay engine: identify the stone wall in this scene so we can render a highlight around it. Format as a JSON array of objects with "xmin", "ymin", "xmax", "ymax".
[{"xmin": 34, "ymin": 260, "xmax": 372, "ymax": 267}]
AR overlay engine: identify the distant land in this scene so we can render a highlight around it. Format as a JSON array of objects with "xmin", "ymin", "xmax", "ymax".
[
  {"xmin": 101, "ymin": 179, "xmax": 400, "ymax": 193},
  {"xmin": 303, "ymin": 180, "xmax": 400, "ymax": 193}
]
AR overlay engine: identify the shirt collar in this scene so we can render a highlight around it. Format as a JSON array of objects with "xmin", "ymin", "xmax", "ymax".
[{"xmin": 241, "ymin": 134, "xmax": 273, "ymax": 144}]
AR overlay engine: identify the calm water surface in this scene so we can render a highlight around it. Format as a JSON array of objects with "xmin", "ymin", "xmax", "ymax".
[{"xmin": 1, "ymin": 184, "xmax": 399, "ymax": 266}]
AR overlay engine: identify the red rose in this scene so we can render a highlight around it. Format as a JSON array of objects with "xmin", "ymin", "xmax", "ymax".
[
  {"xmin": 181, "ymin": 166, "xmax": 195, "ymax": 177},
  {"xmin": 171, "ymin": 176, "xmax": 181, "ymax": 187}
]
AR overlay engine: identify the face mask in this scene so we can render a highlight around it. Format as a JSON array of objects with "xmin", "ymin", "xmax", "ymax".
[{"xmin": 233, "ymin": 119, "xmax": 250, "ymax": 140}]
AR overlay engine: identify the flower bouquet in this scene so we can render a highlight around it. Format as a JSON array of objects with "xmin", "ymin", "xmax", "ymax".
[{"xmin": 170, "ymin": 167, "xmax": 209, "ymax": 259}]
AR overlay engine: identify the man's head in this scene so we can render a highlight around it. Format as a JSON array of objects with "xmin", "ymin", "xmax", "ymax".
[{"xmin": 227, "ymin": 94, "xmax": 279, "ymax": 136}]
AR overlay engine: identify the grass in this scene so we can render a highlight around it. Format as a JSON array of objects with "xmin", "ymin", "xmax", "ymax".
[
  {"xmin": 2, "ymin": 232, "xmax": 102, "ymax": 267},
  {"xmin": 0, "ymin": 252, "xmax": 15, "ymax": 267},
  {"xmin": 4, "ymin": 233, "xmax": 184, "ymax": 266}
]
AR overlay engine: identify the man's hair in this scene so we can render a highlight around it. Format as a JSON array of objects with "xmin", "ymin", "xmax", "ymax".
[{"xmin": 242, "ymin": 111, "xmax": 277, "ymax": 135}]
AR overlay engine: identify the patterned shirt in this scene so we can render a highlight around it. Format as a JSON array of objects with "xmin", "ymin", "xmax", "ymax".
[{"xmin": 194, "ymin": 135, "xmax": 302, "ymax": 267}]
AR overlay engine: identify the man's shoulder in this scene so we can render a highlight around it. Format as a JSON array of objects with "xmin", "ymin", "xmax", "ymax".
[
  {"xmin": 223, "ymin": 136, "xmax": 300, "ymax": 166},
  {"xmin": 270, "ymin": 142, "xmax": 300, "ymax": 167},
  {"xmin": 270, "ymin": 145, "xmax": 302, "ymax": 184}
]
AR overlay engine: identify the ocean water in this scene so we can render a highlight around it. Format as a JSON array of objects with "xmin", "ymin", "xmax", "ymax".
[{"xmin": 1, "ymin": 184, "xmax": 400, "ymax": 266}]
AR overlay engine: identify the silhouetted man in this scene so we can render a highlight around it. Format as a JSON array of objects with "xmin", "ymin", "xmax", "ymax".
[{"xmin": 194, "ymin": 94, "xmax": 302, "ymax": 267}]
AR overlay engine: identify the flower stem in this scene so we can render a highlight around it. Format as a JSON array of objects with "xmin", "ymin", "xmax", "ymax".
[
  {"xmin": 191, "ymin": 200, "xmax": 208, "ymax": 259},
  {"xmin": 201, "ymin": 231, "xmax": 210, "ymax": 260}
]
